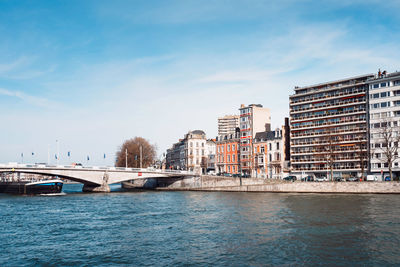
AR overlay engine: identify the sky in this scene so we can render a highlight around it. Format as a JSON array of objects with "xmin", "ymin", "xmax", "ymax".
[{"xmin": 1, "ymin": 0, "xmax": 400, "ymax": 166}]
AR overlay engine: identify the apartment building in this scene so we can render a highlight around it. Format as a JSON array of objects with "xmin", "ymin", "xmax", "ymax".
[
  {"xmin": 239, "ymin": 104, "xmax": 271, "ymax": 175},
  {"xmin": 166, "ymin": 130, "xmax": 207, "ymax": 173},
  {"xmin": 368, "ymin": 71, "xmax": 400, "ymax": 179},
  {"xmin": 218, "ymin": 115, "xmax": 240, "ymax": 135},
  {"xmin": 216, "ymin": 131, "xmax": 240, "ymax": 174},
  {"xmin": 165, "ymin": 139, "xmax": 185, "ymax": 170},
  {"xmin": 289, "ymin": 74, "xmax": 374, "ymax": 179},
  {"xmin": 253, "ymin": 118, "xmax": 290, "ymax": 178},
  {"xmin": 184, "ymin": 130, "xmax": 207, "ymax": 174},
  {"xmin": 206, "ymin": 139, "xmax": 216, "ymax": 173}
]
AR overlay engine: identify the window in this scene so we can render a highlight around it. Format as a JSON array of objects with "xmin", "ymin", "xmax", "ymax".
[
  {"xmin": 232, "ymin": 154, "xmax": 235, "ymax": 162},
  {"xmin": 227, "ymin": 145, "xmax": 230, "ymax": 152},
  {"xmin": 190, "ymin": 142, "xmax": 193, "ymax": 147},
  {"xmin": 227, "ymin": 155, "xmax": 231, "ymax": 163},
  {"xmin": 228, "ymin": 166, "xmax": 231, "ymax": 172},
  {"xmin": 381, "ymin": 82, "xmax": 387, "ymax": 88},
  {"xmin": 261, "ymin": 146, "xmax": 265, "ymax": 153},
  {"xmin": 269, "ymin": 154, "xmax": 272, "ymax": 161},
  {"xmin": 196, "ymin": 142, "xmax": 199, "ymax": 147},
  {"xmin": 373, "ymin": 93, "xmax": 379, "ymax": 98},
  {"xmin": 381, "ymin": 102, "xmax": 387, "ymax": 108},
  {"xmin": 269, "ymin": 143, "xmax": 272, "ymax": 150},
  {"xmin": 373, "ymin": 83, "xmax": 379, "ymax": 89},
  {"xmin": 276, "ymin": 142, "xmax": 280, "ymax": 150},
  {"xmin": 202, "ymin": 149, "xmax": 205, "ymax": 156},
  {"xmin": 232, "ymin": 144, "xmax": 235, "ymax": 151},
  {"xmin": 381, "ymin": 92, "xmax": 387, "ymax": 98}
]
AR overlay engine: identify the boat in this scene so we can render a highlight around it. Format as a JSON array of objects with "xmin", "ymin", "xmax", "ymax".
[{"xmin": 0, "ymin": 179, "xmax": 63, "ymax": 195}]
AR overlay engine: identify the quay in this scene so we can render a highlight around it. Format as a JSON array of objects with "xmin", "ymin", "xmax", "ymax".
[{"xmin": 123, "ymin": 175, "xmax": 400, "ymax": 194}]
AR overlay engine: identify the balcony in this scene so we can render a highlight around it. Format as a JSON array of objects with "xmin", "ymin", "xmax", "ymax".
[
  {"xmin": 291, "ymin": 137, "xmax": 367, "ymax": 147},
  {"xmin": 291, "ymin": 146, "xmax": 367, "ymax": 156},
  {"xmin": 291, "ymin": 117, "xmax": 366, "ymax": 130},
  {"xmin": 290, "ymin": 89, "xmax": 365, "ymax": 105},
  {"xmin": 291, "ymin": 127, "xmax": 367, "ymax": 139},
  {"xmin": 291, "ymin": 156, "xmax": 367, "ymax": 164},
  {"xmin": 290, "ymin": 108, "xmax": 366, "ymax": 123},
  {"xmin": 290, "ymin": 98, "xmax": 366, "ymax": 114}
]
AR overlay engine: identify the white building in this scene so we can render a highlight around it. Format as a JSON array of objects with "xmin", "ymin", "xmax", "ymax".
[
  {"xmin": 368, "ymin": 70, "xmax": 400, "ymax": 179},
  {"xmin": 239, "ymin": 104, "xmax": 271, "ymax": 175},
  {"xmin": 184, "ymin": 130, "xmax": 207, "ymax": 174},
  {"xmin": 206, "ymin": 139, "xmax": 216, "ymax": 173},
  {"xmin": 218, "ymin": 115, "xmax": 239, "ymax": 135}
]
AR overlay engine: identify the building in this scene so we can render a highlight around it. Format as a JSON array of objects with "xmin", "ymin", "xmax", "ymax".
[
  {"xmin": 206, "ymin": 139, "xmax": 216, "ymax": 173},
  {"xmin": 165, "ymin": 139, "xmax": 185, "ymax": 170},
  {"xmin": 218, "ymin": 115, "xmax": 240, "ymax": 135},
  {"xmin": 253, "ymin": 118, "xmax": 290, "ymax": 178},
  {"xmin": 253, "ymin": 134, "xmax": 268, "ymax": 178},
  {"xmin": 367, "ymin": 70, "xmax": 400, "ymax": 179},
  {"xmin": 289, "ymin": 74, "xmax": 374, "ymax": 179},
  {"xmin": 166, "ymin": 130, "xmax": 207, "ymax": 173},
  {"xmin": 184, "ymin": 130, "xmax": 207, "ymax": 174},
  {"xmin": 239, "ymin": 104, "xmax": 271, "ymax": 175},
  {"xmin": 215, "ymin": 130, "xmax": 240, "ymax": 175}
]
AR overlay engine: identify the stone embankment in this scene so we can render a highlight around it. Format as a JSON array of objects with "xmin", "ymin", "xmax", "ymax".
[{"xmin": 122, "ymin": 175, "xmax": 400, "ymax": 194}]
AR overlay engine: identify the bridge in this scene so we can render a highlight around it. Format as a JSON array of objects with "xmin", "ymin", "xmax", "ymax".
[{"xmin": 0, "ymin": 163, "xmax": 194, "ymax": 192}]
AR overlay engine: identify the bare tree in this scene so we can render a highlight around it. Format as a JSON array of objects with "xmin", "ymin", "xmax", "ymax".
[
  {"xmin": 115, "ymin": 137, "xmax": 157, "ymax": 168},
  {"xmin": 357, "ymin": 142, "xmax": 368, "ymax": 180},
  {"xmin": 373, "ymin": 118, "xmax": 400, "ymax": 181},
  {"xmin": 324, "ymin": 134, "xmax": 336, "ymax": 181}
]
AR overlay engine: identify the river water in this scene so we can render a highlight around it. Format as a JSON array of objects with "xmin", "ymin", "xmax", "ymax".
[{"xmin": 0, "ymin": 184, "xmax": 399, "ymax": 266}]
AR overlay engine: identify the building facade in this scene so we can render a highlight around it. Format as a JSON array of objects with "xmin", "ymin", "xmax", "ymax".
[
  {"xmin": 166, "ymin": 130, "xmax": 207, "ymax": 173},
  {"xmin": 165, "ymin": 139, "xmax": 185, "ymax": 170},
  {"xmin": 289, "ymin": 74, "xmax": 373, "ymax": 179},
  {"xmin": 368, "ymin": 71, "xmax": 400, "ymax": 179},
  {"xmin": 239, "ymin": 104, "xmax": 271, "ymax": 175},
  {"xmin": 206, "ymin": 139, "xmax": 216, "ymax": 173},
  {"xmin": 184, "ymin": 130, "xmax": 207, "ymax": 174},
  {"xmin": 253, "ymin": 118, "xmax": 290, "ymax": 179},
  {"xmin": 218, "ymin": 115, "xmax": 240, "ymax": 135},
  {"xmin": 216, "ymin": 131, "xmax": 240, "ymax": 175}
]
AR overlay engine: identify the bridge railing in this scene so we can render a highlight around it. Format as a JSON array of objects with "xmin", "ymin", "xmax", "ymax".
[{"xmin": 0, "ymin": 163, "xmax": 195, "ymax": 175}]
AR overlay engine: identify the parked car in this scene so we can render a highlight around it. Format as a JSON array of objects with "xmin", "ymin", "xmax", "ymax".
[
  {"xmin": 301, "ymin": 175, "xmax": 314, "ymax": 182},
  {"xmin": 366, "ymin": 175, "xmax": 378, "ymax": 181},
  {"xmin": 347, "ymin": 177, "xmax": 359, "ymax": 182},
  {"xmin": 385, "ymin": 176, "xmax": 391, "ymax": 181},
  {"xmin": 334, "ymin": 177, "xmax": 345, "ymax": 182},
  {"xmin": 315, "ymin": 177, "xmax": 328, "ymax": 182},
  {"xmin": 283, "ymin": 176, "xmax": 297, "ymax": 182}
]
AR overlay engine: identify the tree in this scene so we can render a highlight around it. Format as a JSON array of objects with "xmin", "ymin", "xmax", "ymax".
[
  {"xmin": 373, "ymin": 118, "xmax": 400, "ymax": 181},
  {"xmin": 357, "ymin": 142, "xmax": 368, "ymax": 180},
  {"xmin": 324, "ymin": 134, "xmax": 336, "ymax": 181},
  {"xmin": 115, "ymin": 137, "xmax": 157, "ymax": 168}
]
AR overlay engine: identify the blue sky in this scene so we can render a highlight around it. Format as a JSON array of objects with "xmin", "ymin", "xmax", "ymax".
[{"xmin": 1, "ymin": 0, "xmax": 399, "ymax": 165}]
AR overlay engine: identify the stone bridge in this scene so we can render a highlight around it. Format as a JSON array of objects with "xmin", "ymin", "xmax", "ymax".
[{"xmin": 0, "ymin": 163, "xmax": 193, "ymax": 192}]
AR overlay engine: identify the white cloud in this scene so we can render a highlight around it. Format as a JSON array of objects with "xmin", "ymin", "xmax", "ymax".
[{"xmin": 0, "ymin": 88, "xmax": 58, "ymax": 108}]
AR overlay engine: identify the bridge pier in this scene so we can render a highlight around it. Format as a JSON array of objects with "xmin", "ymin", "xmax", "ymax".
[
  {"xmin": 82, "ymin": 171, "xmax": 110, "ymax": 192},
  {"xmin": 82, "ymin": 183, "xmax": 111, "ymax": 193}
]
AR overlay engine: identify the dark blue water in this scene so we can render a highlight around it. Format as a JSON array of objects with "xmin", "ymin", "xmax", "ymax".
[{"xmin": 1, "ymin": 185, "xmax": 399, "ymax": 266}]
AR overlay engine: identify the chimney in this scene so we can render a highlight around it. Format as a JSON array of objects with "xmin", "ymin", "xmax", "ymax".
[
  {"xmin": 240, "ymin": 104, "xmax": 245, "ymax": 108},
  {"xmin": 378, "ymin": 69, "xmax": 382, "ymax": 78}
]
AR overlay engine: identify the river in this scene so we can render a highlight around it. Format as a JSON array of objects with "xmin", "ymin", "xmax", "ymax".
[{"xmin": 0, "ymin": 184, "xmax": 399, "ymax": 266}]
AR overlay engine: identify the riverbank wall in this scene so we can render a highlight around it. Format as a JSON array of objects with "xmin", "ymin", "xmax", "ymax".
[{"xmin": 122, "ymin": 175, "xmax": 400, "ymax": 194}]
